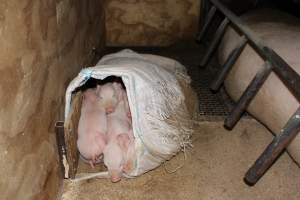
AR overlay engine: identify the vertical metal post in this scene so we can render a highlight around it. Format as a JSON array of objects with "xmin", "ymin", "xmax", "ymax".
[
  {"xmin": 200, "ymin": 17, "xmax": 229, "ymax": 67},
  {"xmin": 244, "ymin": 107, "xmax": 300, "ymax": 185},
  {"xmin": 197, "ymin": 5, "xmax": 217, "ymax": 42},
  {"xmin": 198, "ymin": 0, "xmax": 208, "ymax": 31},
  {"xmin": 224, "ymin": 62, "xmax": 273, "ymax": 129},
  {"xmin": 210, "ymin": 36, "xmax": 248, "ymax": 91}
]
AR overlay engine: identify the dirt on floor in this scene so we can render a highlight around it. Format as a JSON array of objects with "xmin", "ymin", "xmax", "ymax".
[{"xmin": 61, "ymin": 119, "xmax": 300, "ymax": 200}]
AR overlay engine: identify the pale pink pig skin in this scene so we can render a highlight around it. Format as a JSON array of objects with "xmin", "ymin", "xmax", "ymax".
[
  {"xmin": 122, "ymin": 130, "xmax": 135, "ymax": 174},
  {"xmin": 103, "ymin": 90, "xmax": 134, "ymax": 182},
  {"xmin": 122, "ymin": 89, "xmax": 132, "ymax": 120},
  {"xmin": 111, "ymin": 82, "xmax": 132, "ymax": 120},
  {"xmin": 77, "ymin": 88, "xmax": 107, "ymax": 168},
  {"xmin": 96, "ymin": 82, "xmax": 132, "ymax": 118},
  {"xmin": 103, "ymin": 133, "xmax": 134, "ymax": 182},
  {"xmin": 96, "ymin": 83, "xmax": 121, "ymax": 114}
]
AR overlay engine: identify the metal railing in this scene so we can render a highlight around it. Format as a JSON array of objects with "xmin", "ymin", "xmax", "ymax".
[{"xmin": 197, "ymin": 0, "xmax": 300, "ymax": 185}]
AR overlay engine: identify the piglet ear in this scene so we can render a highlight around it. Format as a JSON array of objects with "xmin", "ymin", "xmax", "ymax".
[
  {"xmin": 114, "ymin": 84, "xmax": 124, "ymax": 102},
  {"xmin": 119, "ymin": 90, "xmax": 125, "ymax": 102},
  {"xmin": 112, "ymin": 82, "xmax": 122, "ymax": 90},
  {"xmin": 117, "ymin": 133, "xmax": 130, "ymax": 151},
  {"xmin": 82, "ymin": 89, "xmax": 87, "ymax": 99},
  {"xmin": 96, "ymin": 85, "xmax": 101, "ymax": 96}
]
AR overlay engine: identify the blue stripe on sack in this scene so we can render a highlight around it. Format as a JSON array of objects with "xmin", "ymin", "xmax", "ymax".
[{"xmin": 80, "ymin": 68, "xmax": 93, "ymax": 81}]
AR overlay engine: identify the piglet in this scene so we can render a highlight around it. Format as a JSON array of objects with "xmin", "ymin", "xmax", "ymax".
[
  {"xmin": 111, "ymin": 82, "xmax": 132, "ymax": 119},
  {"xmin": 96, "ymin": 82, "xmax": 132, "ymax": 118},
  {"xmin": 77, "ymin": 88, "xmax": 107, "ymax": 168},
  {"xmin": 120, "ymin": 130, "xmax": 135, "ymax": 174},
  {"xmin": 96, "ymin": 82, "xmax": 120, "ymax": 114},
  {"xmin": 103, "ymin": 90, "xmax": 135, "ymax": 182}
]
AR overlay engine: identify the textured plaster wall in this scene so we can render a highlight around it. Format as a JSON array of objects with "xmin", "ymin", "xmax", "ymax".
[
  {"xmin": 0, "ymin": 0, "xmax": 105, "ymax": 199},
  {"xmin": 105, "ymin": 0, "xmax": 200, "ymax": 46}
]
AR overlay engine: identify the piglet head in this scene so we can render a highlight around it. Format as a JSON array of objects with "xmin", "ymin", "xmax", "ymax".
[
  {"xmin": 103, "ymin": 133, "xmax": 131, "ymax": 182},
  {"xmin": 82, "ymin": 88, "xmax": 98, "ymax": 103},
  {"xmin": 96, "ymin": 84, "xmax": 119, "ymax": 114},
  {"xmin": 103, "ymin": 142, "xmax": 124, "ymax": 182}
]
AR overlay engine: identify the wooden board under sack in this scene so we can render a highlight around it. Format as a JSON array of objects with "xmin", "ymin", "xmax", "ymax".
[{"xmin": 64, "ymin": 92, "xmax": 82, "ymax": 179}]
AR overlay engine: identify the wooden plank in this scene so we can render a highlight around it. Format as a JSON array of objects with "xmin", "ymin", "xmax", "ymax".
[
  {"xmin": 55, "ymin": 121, "xmax": 68, "ymax": 178},
  {"xmin": 245, "ymin": 107, "xmax": 300, "ymax": 185},
  {"xmin": 64, "ymin": 92, "xmax": 82, "ymax": 179}
]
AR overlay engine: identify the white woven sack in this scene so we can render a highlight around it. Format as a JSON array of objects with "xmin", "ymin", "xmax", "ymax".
[{"xmin": 65, "ymin": 49, "xmax": 193, "ymax": 177}]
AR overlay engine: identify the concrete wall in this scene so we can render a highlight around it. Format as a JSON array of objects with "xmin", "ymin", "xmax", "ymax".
[
  {"xmin": 105, "ymin": 0, "xmax": 200, "ymax": 46},
  {"xmin": 0, "ymin": 0, "xmax": 105, "ymax": 199}
]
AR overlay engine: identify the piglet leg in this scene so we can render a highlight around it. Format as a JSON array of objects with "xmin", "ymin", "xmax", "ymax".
[
  {"xmin": 89, "ymin": 160, "xmax": 95, "ymax": 168},
  {"xmin": 117, "ymin": 132, "xmax": 135, "ymax": 173}
]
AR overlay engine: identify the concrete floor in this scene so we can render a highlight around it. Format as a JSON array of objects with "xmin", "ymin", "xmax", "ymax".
[{"xmin": 62, "ymin": 119, "xmax": 300, "ymax": 200}]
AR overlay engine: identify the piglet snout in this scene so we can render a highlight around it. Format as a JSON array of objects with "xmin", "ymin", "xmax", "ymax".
[
  {"xmin": 106, "ymin": 107, "xmax": 115, "ymax": 114},
  {"xmin": 110, "ymin": 170, "xmax": 122, "ymax": 182}
]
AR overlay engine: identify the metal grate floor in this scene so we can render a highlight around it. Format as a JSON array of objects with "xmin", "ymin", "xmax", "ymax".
[
  {"xmin": 191, "ymin": 69, "xmax": 229, "ymax": 117},
  {"xmin": 104, "ymin": 41, "xmax": 231, "ymax": 121}
]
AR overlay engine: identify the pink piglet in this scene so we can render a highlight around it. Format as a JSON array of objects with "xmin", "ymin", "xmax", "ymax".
[
  {"xmin": 77, "ymin": 88, "xmax": 107, "ymax": 168},
  {"xmin": 103, "ymin": 89, "xmax": 135, "ymax": 182}
]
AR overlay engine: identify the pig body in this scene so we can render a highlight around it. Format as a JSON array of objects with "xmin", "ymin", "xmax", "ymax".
[
  {"xmin": 218, "ymin": 9, "xmax": 300, "ymax": 164},
  {"xmin": 103, "ymin": 90, "xmax": 134, "ymax": 182},
  {"xmin": 111, "ymin": 82, "xmax": 131, "ymax": 118},
  {"xmin": 77, "ymin": 88, "xmax": 107, "ymax": 167}
]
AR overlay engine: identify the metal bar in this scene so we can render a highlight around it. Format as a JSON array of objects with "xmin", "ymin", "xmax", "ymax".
[
  {"xmin": 209, "ymin": 0, "xmax": 300, "ymax": 101},
  {"xmin": 262, "ymin": 47, "xmax": 300, "ymax": 101},
  {"xmin": 224, "ymin": 62, "xmax": 273, "ymax": 129},
  {"xmin": 210, "ymin": 36, "xmax": 248, "ymax": 91},
  {"xmin": 55, "ymin": 121, "xmax": 68, "ymax": 179},
  {"xmin": 198, "ymin": 0, "xmax": 208, "ymax": 32},
  {"xmin": 200, "ymin": 17, "xmax": 229, "ymax": 67},
  {"xmin": 244, "ymin": 107, "xmax": 300, "ymax": 185},
  {"xmin": 209, "ymin": 0, "xmax": 265, "ymax": 54},
  {"xmin": 206, "ymin": 0, "xmax": 300, "ymax": 186},
  {"xmin": 196, "ymin": 5, "xmax": 217, "ymax": 42}
]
